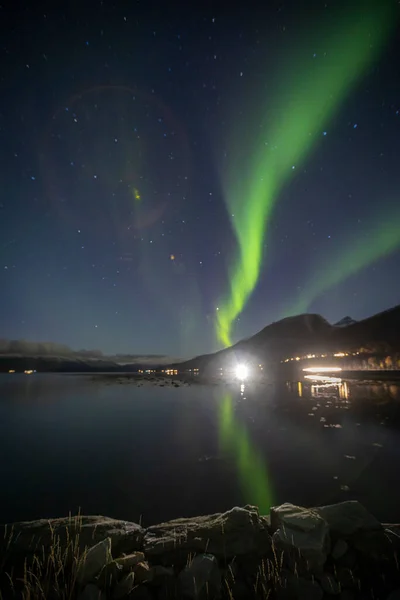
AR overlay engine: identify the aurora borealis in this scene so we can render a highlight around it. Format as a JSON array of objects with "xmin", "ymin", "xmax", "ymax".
[
  {"xmin": 2, "ymin": 0, "xmax": 400, "ymax": 542},
  {"xmin": 1, "ymin": 0, "xmax": 399, "ymax": 357},
  {"xmin": 216, "ymin": 0, "xmax": 396, "ymax": 347},
  {"xmin": 286, "ymin": 204, "xmax": 400, "ymax": 318}
]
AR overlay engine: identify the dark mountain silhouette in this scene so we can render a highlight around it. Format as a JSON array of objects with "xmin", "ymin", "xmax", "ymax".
[
  {"xmin": 1, "ymin": 305, "xmax": 399, "ymax": 374},
  {"xmin": 331, "ymin": 304, "xmax": 400, "ymax": 353},
  {"xmin": 0, "ymin": 354, "xmax": 178, "ymax": 374},
  {"xmin": 334, "ymin": 316, "xmax": 357, "ymax": 327},
  {"xmin": 173, "ymin": 304, "xmax": 400, "ymax": 372},
  {"xmin": 0, "ymin": 340, "xmax": 181, "ymax": 373},
  {"xmin": 0, "ymin": 355, "xmax": 130, "ymax": 373}
]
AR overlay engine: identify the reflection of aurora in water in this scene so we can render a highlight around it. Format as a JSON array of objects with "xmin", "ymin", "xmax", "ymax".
[
  {"xmin": 1, "ymin": 375, "xmax": 400, "ymax": 523},
  {"xmin": 218, "ymin": 386, "xmax": 273, "ymax": 513}
]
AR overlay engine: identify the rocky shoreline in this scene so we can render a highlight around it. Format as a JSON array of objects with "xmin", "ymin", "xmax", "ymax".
[
  {"xmin": 92, "ymin": 373, "xmax": 202, "ymax": 387},
  {"xmin": 91, "ymin": 372, "xmax": 400, "ymax": 388},
  {"xmin": 1, "ymin": 501, "xmax": 399, "ymax": 599}
]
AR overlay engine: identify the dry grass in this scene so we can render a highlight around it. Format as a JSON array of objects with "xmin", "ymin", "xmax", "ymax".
[
  {"xmin": 2, "ymin": 516, "xmax": 399, "ymax": 600},
  {"xmin": 222, "ymin": 540, "xmax": 285, "ymax": 600},
  {"xmin": 0, "ymin": 512, "xmax": 98, "ymax": 600},
  {"xmin": 0, "ymin": 526, "xmax": 289, "ymax": 600}
]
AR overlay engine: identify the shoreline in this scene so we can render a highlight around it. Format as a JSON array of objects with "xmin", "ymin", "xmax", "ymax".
[
  {"xmin": 1, "ymin": 500, "xmax": 399, "ymax": 599},
  {"xmin": 88, "ymin": 370, "xmax": 400, "ymax": 385},
  {"xmin": 3, "ymin": 369, "xmax": 400, "ymax": 383}
]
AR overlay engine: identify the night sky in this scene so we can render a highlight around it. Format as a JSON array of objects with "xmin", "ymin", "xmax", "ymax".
[{"xmin": 1, "ymin": 0, "xmax": 400, "ymax": 359}]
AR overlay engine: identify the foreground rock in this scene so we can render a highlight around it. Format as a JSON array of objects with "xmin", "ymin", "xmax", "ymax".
[
  {"xmin": 276, "ymin": 569, "xmax": 323, "ymax": 600},
  {"xmin": 270, "ymin": 503, "xmax": 330, "ymax": 572},
  {"xmin": 77, "ymin": 583, "xmax": 107, "ymax": 600},
  {"xmin": 178, "ymin": 554, "xmax": 221, "ymax": 599},
  {"xmin": 315, "ymin": 500, "xmax": 382, "ymax": 537},
  {"xmin": 144, "ymin": 505, "xmax": 271, "ymax": 563},
  {"xmin": 0, "ymin": 515, "xmax": 144, "ymax": 565},
  {"xmin": 77, "ymin": 538, "xmax": 112, "ymax": 585},
  {"xmin": 0, "ymin": 501, "xmax": 399, "ymax": 600}
]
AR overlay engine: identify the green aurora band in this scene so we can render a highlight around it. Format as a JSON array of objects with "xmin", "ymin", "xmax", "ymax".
[
  {"xmin": 216, "ymin": 2, "xmax": 395, "ymax": 347},
  {"xmin": 286, "ymin": 205, "xmax": 400, "ymax": 316}
]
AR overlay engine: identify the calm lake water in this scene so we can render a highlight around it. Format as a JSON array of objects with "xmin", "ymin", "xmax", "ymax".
[{"xmin": 1, "ymin": 374, "xmax": 399, "ymax": 525}]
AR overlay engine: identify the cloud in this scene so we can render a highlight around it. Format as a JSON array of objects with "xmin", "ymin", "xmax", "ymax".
[
  {"xmin": 0, "ymin": 339, "xmax": 183, "ymax": 365},
  {"xmin": 113, "ymin": 354, "xmax": 183, "ymax": 365},
  {"xmin": 0, "ymin": 339, "xmax": 75, "ymax": 357}
]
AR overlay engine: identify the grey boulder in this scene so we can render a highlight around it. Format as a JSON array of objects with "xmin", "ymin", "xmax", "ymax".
[
  {"xmin": 77, "ymin": 538, "xmax": 112, "ymax": 586},
  {"xmin": 317, "ymin": 572, "xmax": 341, "ymax": 595},
  {"xmin": 0, "ymin": 515, "xmax": 144, "ymax": 566},
  {"xmin": 144, "ymin": 506, "xmax": 270, "ymax": 561},
  {"xmin": 178, "ymin": 553, "xmax": 221, "ymax": 600},
  {"xmin": 270, "ymin": 503, "xmax": 330, "ymax": 572},
  {"xmin": 315, "ymin": 501, "xmax": 381, "ymax": 538},
  {"xmin": 331, "ymin": 539, "xmax": 348, "ymax": 561},
  {"xmin": 77, "ymin": 583, "xmax": 106, "ymax": 600},
  {"xmin": 113, "ymin": 572, "xmax": 136, "ymax": 599},
  {"xmin": 276, "ymin": 569, "xmax": 323, "ymax": 600},
  {"xmin": 115, "ymin": 551, "xmax": 145, "ymax": 570}
]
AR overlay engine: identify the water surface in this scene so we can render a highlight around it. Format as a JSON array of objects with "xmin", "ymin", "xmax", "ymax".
[{"xmin": 0, "ymin": 374, "xmax": 399, "ymax": 525}]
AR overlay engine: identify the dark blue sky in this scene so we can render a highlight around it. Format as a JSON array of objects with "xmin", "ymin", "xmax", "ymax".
[{"xmin": 1, "ymin": 0, "xmax": 399, "ymax": 358}]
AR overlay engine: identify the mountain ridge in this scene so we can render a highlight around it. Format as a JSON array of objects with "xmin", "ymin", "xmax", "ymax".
[
  {"xmin": 334, "ymin": 316, "xmax": 357, "ymax": 327},
  {"xmin": 1, "ymin": 304, "xmax": 399, "ymax": 373},
  {"xmin": 172, "ymin": 304, "xmax": 400, "ymax": 372}
]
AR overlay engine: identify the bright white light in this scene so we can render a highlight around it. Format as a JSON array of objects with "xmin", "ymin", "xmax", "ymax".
[
  {"xmin": 236, "ymin": 364, "xmax": 248, "ymax": 380},
  {"xmin": 303, "ymin": 366, "xmax": 342, "ymax": 373}
]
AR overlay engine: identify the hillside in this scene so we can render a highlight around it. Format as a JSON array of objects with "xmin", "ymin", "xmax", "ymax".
[
  {"xmin": 331, "ymin": 304, "xmax": 400, "ymax": 351},
  {"xmin": 0, "ymin": 355, "xmax": 125, "ymax": 373},
  {"xmin": 174, "ymin": 304, "xmax": 400, "ymax": 372},
  {"xmin": 1, "ymin": 305, "xmax": 399, "ymax": 374},
  {"xmin": 334, "ymin": 316, "xmax": 357, "ymax": 327},
  {"xmin": 0, "ymin": 355, "xmax": 169, "ymax": 373}
]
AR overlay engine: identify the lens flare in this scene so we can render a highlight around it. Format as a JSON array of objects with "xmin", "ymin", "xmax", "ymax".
[{"xmin": 216, "ymin": 1, "xmax": 394, "ymax": 347}]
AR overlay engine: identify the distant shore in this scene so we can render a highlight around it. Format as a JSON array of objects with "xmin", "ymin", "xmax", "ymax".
[{"xmin": 89, "ymin": 369, "xmax": 400, "ymax": 386}]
